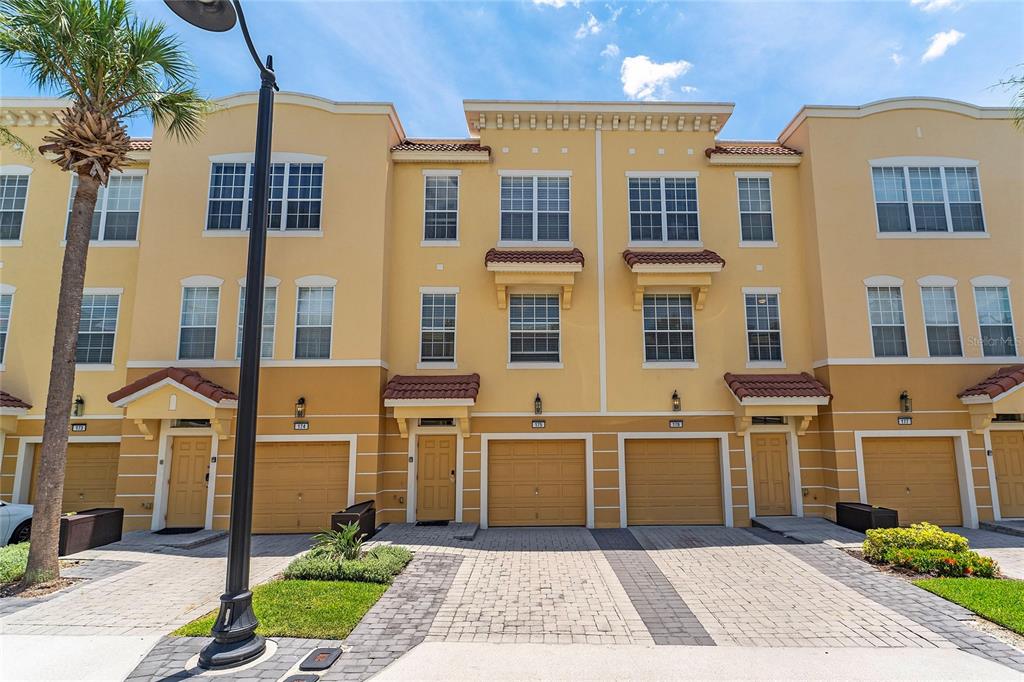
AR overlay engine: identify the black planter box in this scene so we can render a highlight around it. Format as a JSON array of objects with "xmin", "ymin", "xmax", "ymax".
[
  {"xmin": 836, "ymin": 502, "xmax": 898, "ymax": 533},
  {"xmin": 331, "ymin": 500, "xmax": 376, "ymax": 540},
  {"xmin": 58, "ymin": 507, "xmax": 124, "ymax": 556}
]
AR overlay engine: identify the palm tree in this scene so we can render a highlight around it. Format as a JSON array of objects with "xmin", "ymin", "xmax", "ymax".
[{"xmin": 0, "ymin": 0, "xmax": 207, "ymax": 585}]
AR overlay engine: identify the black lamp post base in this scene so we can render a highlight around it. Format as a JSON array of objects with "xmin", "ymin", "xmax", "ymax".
[{"xmin": 198, "ymin": 633, "xmax": 266, "ymax": 670}]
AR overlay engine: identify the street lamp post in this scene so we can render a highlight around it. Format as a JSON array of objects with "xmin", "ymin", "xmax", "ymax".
[{"xmin": 164, "ymin": 0, "xmax": 276, "ymax": 669}]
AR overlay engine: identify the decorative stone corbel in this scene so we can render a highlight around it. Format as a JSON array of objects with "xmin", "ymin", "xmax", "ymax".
[
  {"xmin": 734, "ymin": 414, "xmax": 753, "ymax": 435},
  {"xmin": 796, "ymin": 415, "xmax": 813, "ymax": 436},
  {"xmin": 968, "ymin": 405, "xmax": 995, "ymax": 435},
  {"xmin": 496, "ymin": 283, "xmax": 508, "ymax": 309},
  {"xmin": 457, "ymin": 415, "xmax": 471, "ymax": 438},
  {"xmin": 211, "ymin": 417, "xmax": 229, "ymax": 440},
  {"xmin": 693, "ymin": 285, "xmax": 709, "ymax": 311},
  {"xmin": 134, "ymin": 419, "xmax": 154, "ymax": 441},
  {"xmin": 397, "ymin": 418, "xmax": 409, "ymax": 439}
]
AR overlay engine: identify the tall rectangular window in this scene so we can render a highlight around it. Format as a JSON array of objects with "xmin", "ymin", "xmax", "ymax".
[
  {"xmin": 744, "ymin": 292, "xmax": 782, "ymax": 362},
  {"xmin": 643, "ymin": 294, "xmax": 695, "ymax": 362},
  {"xmin": 974, "ymin": 286, "xmax": 1017, "ymax": 357},
  {"xmin": 67, "ymin": 174, "xmax": 144, "ymax": 241},
  {"xmin": 627, "ymin": 176, "xmax": 699, "ymax": 243},
  {"xmin": 0, "ymin": 174, "xmax": 29, "ymax": 241},
  {"xmin": 737, "ymin": 176, "xmax": 774, "ymax": 242},
  {"xmin": 178, "ymin": 287, "xmax": 220, "ymax": 360},
  {"xmin": 871, "ymin": 165, "xmax": 985, "ymax": 233},
  {"xmin": 921, "ymin": 286, "xmax": 962, "ymax": 357},
  {"xmin": 867, "ymin": 286, "xmax": 908, "ymax": 357},
  {"xmin": 236, "ymin": 286, "xmax": 277, "ymax": 359},
  {"xmin": 420, "ymin": 293, "xmax": 456, "ymax": 363},
  {"xmin": 509, "ymin": 294, "xmax": 560, "ymax": 363},
  {"xmin": 0, "ymin": 293, "xmax": 11, "ymax": 363},
  {"xmin": 76, "ymin": 294, "xmax": 119, "ymax": 364},
  {"xmin": 500, "ymin": 175, "xmax": 569, "ymax": 242},
  {"xmin": 423, "ymin": 175, "xmax": 459, "ymax": 241},
  {"xmin": 207, "ymin": 161, "xmax": 323, "ymax": 232},
  {"xmin": 295, "ymin": 286, "xmax": 334, "ymax": 359}
]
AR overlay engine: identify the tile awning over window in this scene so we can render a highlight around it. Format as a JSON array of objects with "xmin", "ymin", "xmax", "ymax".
[
  {"xmin": 485, "ymin": 248, "xmax": 585, "ymax": 266},
  {"xmin": 958, "ymin": 365, "xmax": 1024, "ymax": 433},
  {"xmin": 485, "ymin": 249, "xmax": 584, "ymax": 310},
  {"xmin": 958, "ymin": 365, "xmax": 1024, "ymax": 401},
  {"xmin": 622, "ymin": 249, "xmax": 725, "ymax": 268},
  {"xmin": 724, "ymin": 372, "xmax": 832, "ymax": 402},
  {"xmin": 0, "ymin": 390, "xmax": 31, "ymax": 410},
  {"xmin": 705, "ymin": 143, "xmax": 801, "ymax": 157},
  {"xmin": 391, "ymin": 139, "xmax": 491, "ymax": 163},
  {"xmin": 383, "ymin": 373, "xmax": 481, "ymax": 402},
  {"xmin": 108, "ymin": 367, "xmax": 238, "ymax": 406},
  {"xmin": 623, "ymin": 249, "xmax": 725, "ymax": 311}
]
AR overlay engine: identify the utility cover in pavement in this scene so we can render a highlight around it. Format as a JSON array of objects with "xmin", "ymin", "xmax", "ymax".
[
  {"xmin": 299, "ymin": 648, "xmax": 342, "ymax": 671},
  {"xmin": 284, "ymin": 675, "xmax": 319, "ymax": 682}
]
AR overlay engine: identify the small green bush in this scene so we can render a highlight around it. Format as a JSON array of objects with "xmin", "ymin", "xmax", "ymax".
[
  {"xmin": 285, "ymin": 545, "xmax": 412, "ymax": 584},
  {"xmin": 882, "ymin": 547, "xmax": 997, "ymax": 578},
  {"xmin": 0, "ymin": 542, "xmax": 29, "ymax": 583},
  {"xmin": 309, "ymin": 524, "xmax": 365, "ymax": 562},
  {"xmin": 863, "ymin": 522, "xmax": 969, "ymax": 561}
]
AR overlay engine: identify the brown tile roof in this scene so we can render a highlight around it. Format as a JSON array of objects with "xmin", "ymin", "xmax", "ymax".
[
  {"xmin": 705, "ymin": 143, "xmax": 801, "ymax": 157},
  {"xmin": 622, "ymin": 249, "xmax": 725, "ymax": 267},
  {"xmin": 724, "ymin": 372, "xmax": 832, "ymax": 400},
  {"xmin": 107, "ymin": 367, "xmax": 238, "ymax": 405},
  {"xmin": 128, "ymin": 138, "xmax": 152, "ymax": 151},
  {"xmin": 391, "ymin": 139, "xmax": 490, "ymax": 153},
  {"xmin": 958, "ymin": 365, "xmax": 1024, "ymax": 399},
  {"xmin": 0, "ymin": 390, "xmax": 31, "ymax": 410},
  {"xmin": 485, "ymin": 248, "xmax": 585, "ymax": 266},
  {"xmin": 384, "ymin": 374, "xmax": 480, "ymax": 401}
]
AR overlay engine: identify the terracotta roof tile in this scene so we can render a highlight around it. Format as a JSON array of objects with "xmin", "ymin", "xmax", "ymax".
[
  {"xmin": 622, "ymin": 249, "xmax": 725, "ymax": 267},
  {"xmin": 391, "ymin": 139, "xmax": 490, "ymax": 153},
  {"xmin": 128, "ymin": 138, "xmax": 152, "ymax": 151},
  {"xmin": 724, "ymin": 372, "xmax": 832, "ymax": 400},
  {"xmin": 485, "ymin": 248, "xmax": 585, "ymax": 266},
  {"xmin": 958, "ymin": 365, "xmax": 1024, "ymax": 399},
  {"xmin": 705, "ymin": 143, "xmax": 801, "ymax": 157},
  {"xmin": 384, "ymin": 374, "xmax": 480, "ymax": 401},
  {"xmin": 107, "ymin": 367, "xmax": 238, "ymax": 405},
  {"xmin": 0, "ymin": 390, "xmax": 31, "ymax": 410}
]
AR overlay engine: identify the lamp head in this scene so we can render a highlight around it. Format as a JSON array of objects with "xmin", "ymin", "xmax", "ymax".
[{"xmin": 164, "ymin": 0, "xmax": 237, "ymax": 32}]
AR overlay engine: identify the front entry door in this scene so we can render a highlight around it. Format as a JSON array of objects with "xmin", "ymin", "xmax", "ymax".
[
  {"xmin": 166, "ymin": 437, "xmax": 210, "ymax": 528},
  {"xmin": 993, "ymin": 430, "xmax": 1024, "ymax": 518},
  {"xmin": 417, "ymin": 435, "xmax": 456, "ymax": 521},
  {"xmin": 752, "ymin": 433, "xmax": 792, "ymax": 516}
]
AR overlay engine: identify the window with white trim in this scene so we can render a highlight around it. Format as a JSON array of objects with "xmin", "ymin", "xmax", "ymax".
[
  {"xmin": 744, "ymin": 292, "xmax": 782, "ymax": 362},
  {"xmin": 207, "ymin": 162, "xmax": 323, "ymax": 231},
  {"xmin": 974, "ymin": 286, "xmax": 1017, "ymax": 357},
  {"xmin": 424, "ymin": 175, "xmax": 458, "ymax": 241},
  {"xmin": 76, "ymin": 294, "xmax": 119, "ymax": 364},
  {"xmin": 921, "ymin": 286, "xmax": 962, "ymax": 356},
  {"xmin": 295, "ymin": 286, "xmax": 334, "ymax": 359},
  {"xmin": 178, "ymin": 286, "xmax": 220, "ymax": 359},
  {"xmin": 0, "ymin": 293, "xmax": 11, "ymax": 363},
  {"xmin": 236, "ymin": 286, "xmax": 277, "ymax": 359},
  {"xmin": 867, "ymin": 286, "xmax": 908, "ymax": 357},
  {"xmin": 737, "ymin": 176, "xmax": 774, "ymax": 242},
  {"xmin": 0, "ymin": 174, "xmax": 29, "ymax": 241},
  {"xmin": 500, "ymin": 175, "xmax": 569, "ymax": 242},
  {"xmin": 871, "ymin": 165, "xmax": 984, "ymax": 233},
  {"xmin": 509, "ymin": 294, "xmax": 560, "ymax": 363},
  {"xmin": 67, "ymin": 174, "xmax": 144, "ymax": 241},
  {"xmin": 420, "ymin": 293, "xmax": 456, "ymax": 363},
  {"xmin": 643, "ymin": 294, "xmax": 694, "ymax": 362},
  {"xmin": 628, "ymin": 176, "xmax": 699, "ymax": 242}
]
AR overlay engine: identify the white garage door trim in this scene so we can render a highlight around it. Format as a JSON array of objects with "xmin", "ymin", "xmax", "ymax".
[
  {"xmin": 480, "ymin": 433, "xmax": 593, "ymax": 529},
  {"xmin": 854, "ymin": 430, "xmax": 977, "ymax": 529},
  {"xmin": 13, "ymin": 435, "xmax": 122, "ymax": 504},
  {"xmin": 617, "ymin": 432, "xmax": 733, "ymax": 529}
]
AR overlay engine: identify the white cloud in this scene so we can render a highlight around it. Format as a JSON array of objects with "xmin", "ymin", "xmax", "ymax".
[
  {"xmin": 601, "ymin": 43, "xmax": 620, "ymax": 58},
  {"xmin": 532, "ymin": 0, "xmax": 580, "ymax": 7},
  {"xmin": 575, "ymin": 12, "xmax": 601, "ymax": 39},
  {"xmin": 679, "ymin": 85, "xmax": 699, "ymax": 94},
  {"xmin": 921, "ymin": 29, "xmax": 964, "ymax": 62},
  {"xmin": 910, "ymin": 0, "xmax": 960, "ymax": 12},
  {"xmin": 890, "ymin": 51, "xmax": 905, "ymax": 66},
  {"xmin": 607, "ymin": 5, "xmax": 624, "ymax": 22},
  {"xmin": 620, "ymin": 55, "xmax": 693, "ymax": 100}
]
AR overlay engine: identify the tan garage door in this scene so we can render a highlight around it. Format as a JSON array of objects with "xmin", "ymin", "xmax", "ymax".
[
  {"xmin": 863, "ymin": 437, "xmax": 962, "ymax": 526},
  {"xmin": 30, "ymin": 443, "xmax": 119, "ymax": 513},
  {"xmin": 488, "ymin": 440, "xmax": 585, "ymax": 526},
  {"xmin": 626, "ymin": 439, "xmax": 723, "ymax": 525},
  {"xmin": 253, "ymin": 441, "xmax": 348, "ymax": 533}
]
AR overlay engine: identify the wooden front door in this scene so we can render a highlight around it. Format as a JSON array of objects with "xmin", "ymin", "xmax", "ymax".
[
  {"xmin": 166, "ymin": 437, "xmax": 210, "ymax": 528},
  {"xmin": 752, "ymin": 433, "xmax": 792, "ymax": 517},
  {"xmin": 993, "ymin": 430, "xmax": 1024, "ymax": 518},
  {"xmin": 417, "ymin": 435, "xmax": 456, "ymax": 521}
]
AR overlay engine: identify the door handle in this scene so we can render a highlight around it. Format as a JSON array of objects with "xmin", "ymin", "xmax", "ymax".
[
  {"xmin": 535, "ymin": 487, "xmax": 539, "ymax": 495},
  {"xmin": 449, "ymin": 469, "xmax": 456, "ymax": 482}
]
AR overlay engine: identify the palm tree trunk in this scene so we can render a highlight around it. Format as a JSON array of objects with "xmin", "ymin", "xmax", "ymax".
[{"xmin": 22, "ymin": 172, "xmax": 99, "ymax": 586}]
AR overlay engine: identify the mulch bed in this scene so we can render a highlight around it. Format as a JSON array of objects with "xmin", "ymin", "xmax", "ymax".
[{"xmin": 0, "ymin": 576, "xmax": 80, "ymax": 599}]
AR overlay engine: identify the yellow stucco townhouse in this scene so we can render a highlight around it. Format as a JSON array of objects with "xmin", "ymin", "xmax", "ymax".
[{"xmin": 0, "ymin": 93, "xmax": 1021, "ymax": 536}]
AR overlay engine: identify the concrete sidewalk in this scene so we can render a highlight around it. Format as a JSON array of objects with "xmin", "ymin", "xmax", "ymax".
[
  {"xmin": 375, "ymin": 642, "xmax": 1021, "ymax": 681},
  {"xmin": 0, "ymin": 634, "xmax": 160, "ymax": 682}
]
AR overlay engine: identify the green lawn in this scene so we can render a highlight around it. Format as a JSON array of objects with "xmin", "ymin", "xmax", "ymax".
[
  {"xmin": 915, "ymin": 578, "xmax": 1024, "ymax": 635},
  {"xmin": 173, "ymin": 579, "xmax": 387, "ymax": 639}
]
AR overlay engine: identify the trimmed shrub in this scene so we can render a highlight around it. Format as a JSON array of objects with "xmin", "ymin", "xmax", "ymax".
[
  {"xmin": 0, "ymin": 542, "xmax": 29, "ymax": 583},
  {"xmin": 882, "ymin": 547, "xmax": 997, "ymax": 578},
  {"xmin": 863, "ymin": 522, "xmax": 969, "ymax": 562},
  {"xmin": 285, "ymin": 545, "xmax": 412, "ymax": 584}
]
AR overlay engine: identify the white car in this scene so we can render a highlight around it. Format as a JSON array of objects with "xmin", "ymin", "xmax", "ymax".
[{"xmin": 0, "ymin": 501, "xmax": 32, "ymax": 546}]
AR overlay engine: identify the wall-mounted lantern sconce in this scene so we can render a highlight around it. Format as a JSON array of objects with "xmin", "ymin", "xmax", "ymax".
[
  {"xmin": 534, "ymin": 393, "xmax": 543, "ymax": 415},
  {"xmin": 899, "ymin": 390, "xmax": 912, "ymax": 414},
  {"xmin": 72, "ymin": 394, "xmax": 85, "ymax": 418},
  {"xmin": 671, "ymin": 390, "xmax": 681, "ymax": 412},
  {"xmin": 295, "ymin": 396, "xmax": 306, "ymax": 419}
]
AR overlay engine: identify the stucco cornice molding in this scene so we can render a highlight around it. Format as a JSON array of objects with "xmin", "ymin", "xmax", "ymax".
[{"xmin": 212, "ymin": 91, "xmax": 406, "ymax": 140}]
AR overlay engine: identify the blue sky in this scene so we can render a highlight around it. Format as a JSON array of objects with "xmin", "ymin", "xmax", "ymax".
[{"xmin": 2, "ymin": 0, "xmax": 1022, "ymax": 140}]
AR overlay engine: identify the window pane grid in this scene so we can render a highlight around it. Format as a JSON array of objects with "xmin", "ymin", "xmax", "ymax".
[
  {"xmin": 209, "ymin": 161, "xmax": 323, "ymax": 231},
  {"xmin": 738, "ymin": 177, "xmax": 774, "ymax": 242},
  {"xmin": 501, "ymin": 176, "xmax": 569, "ymax": 242},
  {"xmin": 974, "ymin": 286, "xmax": 1017, "ymax": 357},
  {"xmin": 867, "ymin": 286, "xmax": 908, "ymax": 357},
  {"xmin": 179, "ymin": 287, "xmax": 219, "ymax": 359},
  {"xmin": 509, "ymin": 294, "xmax": 560, "ymax": 362},
  {"xmin": 872, "ymin": 165, "xmax": 984, "ymax": 233},
  {"xmin": 0, "ymin": 175, "xmax": 29, "ymax": 241},
  {"xmin": 76, "ymin": 294, "xmax": 119, "ymax": 364},
  {"xmin": 744, "ymin": 293, "xmax": 782, "ymax": 361},
  {"xmin": 642, "ymin": 294, "xmax": 694, "ymax": 361},
  {"xmin": 420, "ymin": 293, "xmax": 456, "ymax": 362},
  {"xmin": 237, "ymin": 286, "xmax": 277, "ymax": 359},
  {"xmin": 424, "ymin": 176, "xmax": 459, "ymax": 241},
  {"xmin": 295, "ymin": 286, "xmax": 333, "ymax": 359},
  {"xmin": 628, "ymin": 177, "xmax": 699, "ymax": 242},
  {"xmin": 921, "ymin": 286, "xmax": 962, "ymax": 356},
  {"xmin": 66, "ymin": 174, "xmax": 142, "ymax": 241},
  {"xmin": 0, "ymin": 293, "xmax": 11, "ymax": 363}
]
